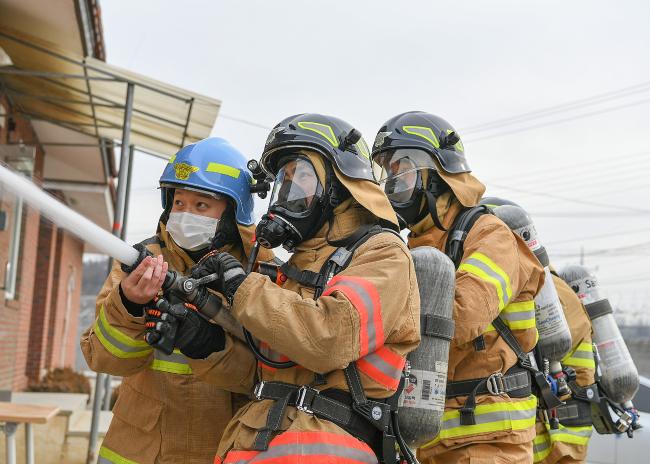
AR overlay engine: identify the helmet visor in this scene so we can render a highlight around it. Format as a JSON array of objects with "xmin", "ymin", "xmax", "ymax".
[
  {"xmin": 373, "ymin": 149, "xmax": 433, "ymax": 203},
  {"xmin": 269, "ymin": 157, "xmax": 323, "ymax": 214}
]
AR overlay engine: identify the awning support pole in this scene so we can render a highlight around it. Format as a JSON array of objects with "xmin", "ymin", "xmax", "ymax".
[{"xmin": 87, "ymin": 82, "xmax": 135, "ymax": 464}]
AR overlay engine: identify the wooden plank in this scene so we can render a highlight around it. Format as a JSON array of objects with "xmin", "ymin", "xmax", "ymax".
[{"xmin": 0, "ymin": 402, "xmax": 59, "ymax": 424}]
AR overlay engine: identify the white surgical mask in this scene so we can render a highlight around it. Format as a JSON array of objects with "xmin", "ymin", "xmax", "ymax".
[{"xmin": 166, "ymin": 212, "xmax": 219, "ymax": 251}]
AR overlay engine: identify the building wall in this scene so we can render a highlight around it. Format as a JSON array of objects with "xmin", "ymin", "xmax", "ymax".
[{"xmin": 0, "ymin": 96, "xmax": 85, "ymax": 390}]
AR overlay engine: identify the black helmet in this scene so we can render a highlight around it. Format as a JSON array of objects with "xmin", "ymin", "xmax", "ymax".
[
  {"xmin": 260, "ymin": 113, "xmax": 374, "ymax": 181},
  {"xmin": 479, "ymin": 197, "xmax": 522, "ymax": 209},
  {"xmin": 371, "ymin": 111, "xmax": 470, "ymax": 174}
]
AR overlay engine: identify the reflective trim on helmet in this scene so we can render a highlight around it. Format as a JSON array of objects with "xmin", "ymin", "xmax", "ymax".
[
  {"xmin": 402, "ymin": 125, "xmax": 440, "ymax": 148},
  {"xmin": 168, "ymin": 154, "xmax": 176, "ymax": 164},
  {"xmin": 206, "ymin": 162, "xmax": 241, "ymax": 179},
  {"xmin": 297, "ymin": 121, "xmax": 340, "ymax": 147}
]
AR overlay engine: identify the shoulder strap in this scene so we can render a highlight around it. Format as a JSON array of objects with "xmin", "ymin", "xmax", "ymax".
[
  {"xmin": 445, "ymin": 205, "xmax": 491, "ymax": 269},
  {"xmin": 139, "ymin": 235, "xmax": 163, "ymax": 248},
  {"xmin": 281, "ymin": 225, "xmax": 401, "ymax": 298}
]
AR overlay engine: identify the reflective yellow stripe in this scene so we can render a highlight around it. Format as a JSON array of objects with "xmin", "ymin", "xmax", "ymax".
[
  {"xmin": 548, "ymin": 424, "xmax": 592, "ymax": 446},
  {"xmin": 422, "ymin": 395, "xmax": 537, "ymax": 448},
  {"xmin": 94, "ymin": 306, "xmax": 152, "ymax": 359},
  {"xmin": 150, "ymin": 349, "xmax": 193, "ymax": 375},
  {"xmin": 168, "ymin": 154, "xmax": 176, "ymax": 164},
  {"xmin": 459, "ymin": 252, "xmax": 512, "ymax": 310},
  {"xmin": 206, "ymin": 162, "xmax": 241, "ymax": 179},
  {"xmin": 562, "ymin": 342, "xmax": 595, "ymax": 369},
  {"xmin": 98, "ymin": 446, "xmax": 139, "ymax": 464},
  {"xmin": 533, "ymin": 432, "xmax": 551, "ymax": 463},
  {"xmin": 484, "ymin": 300, "xmax": 536, "ymax": 333}
]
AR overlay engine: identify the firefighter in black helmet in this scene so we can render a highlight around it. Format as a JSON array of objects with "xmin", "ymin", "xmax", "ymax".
[
  {"xmin": 372, "ymin": 111, "xmax": 544, "ymax": 464},
  {"xmin": 187, "ymin": 113, "xmax": 420, "ymax": 464}
]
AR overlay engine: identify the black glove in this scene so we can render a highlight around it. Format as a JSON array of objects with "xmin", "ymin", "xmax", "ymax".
[
  {"xmin": 191, "ymin": 252, "xmax": 246, "ymax": 304},
  {"xmin": 144, "ymin": 299, "xmax": 226, "ymax": 359}
]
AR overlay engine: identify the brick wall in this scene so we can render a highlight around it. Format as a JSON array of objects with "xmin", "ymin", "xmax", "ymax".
[{"xmin": 0, "ymin": 96, "xmax": 85, "ymax": 389}]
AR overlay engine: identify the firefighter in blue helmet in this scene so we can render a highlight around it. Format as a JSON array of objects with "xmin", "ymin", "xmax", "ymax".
[{"xmin": 81, "ymin": 137, "xmax": 273, "ymax": 464}]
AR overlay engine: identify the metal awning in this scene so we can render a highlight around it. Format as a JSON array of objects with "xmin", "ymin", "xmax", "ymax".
[{"xmin": 0, "ymin": 26, "xmax": 221, "ymax": 158}]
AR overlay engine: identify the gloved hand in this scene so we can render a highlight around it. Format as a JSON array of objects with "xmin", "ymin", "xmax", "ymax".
[
  {"xmin": 191, "ymin": 252, "xmax": 246, "ymax": 304},
  {"xmin": 144, "ymin": 299, "xmax": 226, "ymax": 359}
]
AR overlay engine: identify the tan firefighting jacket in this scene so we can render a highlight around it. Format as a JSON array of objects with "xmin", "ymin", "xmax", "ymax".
[
  {"xmin": 533, "ymin": 274, "xmax": 595, "ymax": 464},
  {"xmin": 408, "ymin": 195, "xmax": 545, "ymax": 459},
  {"xmin": 81, "ymin": 223, "xmax": 273, "ymax": 464},
  {"xmin": 190, "ymin": 200, "xmax": 420, "ymax": 462}
]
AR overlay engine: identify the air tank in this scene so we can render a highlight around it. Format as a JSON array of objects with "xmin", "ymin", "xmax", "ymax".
[
  {"xmin": 559, "ymin": 264, "xmax": 639, "ymax": 404},
  {"xmin": 493, "ymin": 205, "xmax": 573, "ymax": 372},
  {"xmin": 398, "ymin": 247, "xmax": 455, "ymax": 447}
]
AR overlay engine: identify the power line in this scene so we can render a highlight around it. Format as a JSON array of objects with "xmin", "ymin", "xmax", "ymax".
[
  {"xmin": 465, "ymin": 97, "xmax": 650, "ymax": 143},
  {"xmin": 219, "ymin": 113, "xmax": 272, "ymax": 130},
  {"xmin": 483, "ymin": 150, "xmax": 650, "ymax": 184},
  {"xmin": 546, "ymin": 226, "xmax": 650, "ymax": 246},
  {"xmin": 489, "ymin": 183, "xmax": 650, "ymax": 214},
  {"xmin": 461, "ymin": 80, "xmax": 650, "ymax": 134}
]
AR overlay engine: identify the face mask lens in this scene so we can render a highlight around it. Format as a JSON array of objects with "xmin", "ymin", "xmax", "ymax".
[
  {"xmin": 377, "ymin": 154, "xmax": 419, "ymax": 204},
  {"xmin": 270, "ymin": 158, "xmax": 322, "ymax": 213}
]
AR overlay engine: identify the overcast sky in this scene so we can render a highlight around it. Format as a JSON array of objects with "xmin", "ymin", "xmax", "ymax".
[{"xmin": 101, "ymin": 0, "xmax": 650, "ymax": 311}]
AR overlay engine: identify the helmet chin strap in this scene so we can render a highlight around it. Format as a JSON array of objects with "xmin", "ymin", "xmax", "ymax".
[{"xmin": 423, "ymin": 170, "xmax": 449, "ymax": 231}]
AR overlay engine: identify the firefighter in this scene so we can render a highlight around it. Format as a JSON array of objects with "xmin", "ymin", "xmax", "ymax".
[
  {"xmin": 480, "ymin": 197, "xmax": 596, "ymax": 463},
  {"xmin": 532, "ymin": 271, "xmax": 595, "ymax": 463},
  {"xmin": 80, "ymin": 137, "xmax": 273, "ymax": 463},
  {"xmin": 372, "ymin": 111, "xmax": 545, "ymax": 463},
  {"xmin": 180, "ymin": 113, "xmax": 421, "ymax": 463}
]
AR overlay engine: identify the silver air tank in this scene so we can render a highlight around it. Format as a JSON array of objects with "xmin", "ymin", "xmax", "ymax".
[
  {"xmin": 559, "ymin": 264, "xmax": 639, "ymax": 404},
  {"xmin": 398, "ymin": 247, "xmax": 455, "ymax": 447},
  {"xmin": 493, "ymin": 205, "xmax": 573, "ymax": 373}
]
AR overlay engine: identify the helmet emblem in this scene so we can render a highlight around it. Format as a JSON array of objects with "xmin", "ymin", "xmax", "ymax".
[
  {"xmin": 266, "ymin": 126, "xmax": 285, "ymax": 146},
  {"xmin": 174, "ymin": 162, "xmax": 200, "ymax": 180},
  {"xmin": 373, "ymin": 131, "xmax": 392, "ymax": 148}
]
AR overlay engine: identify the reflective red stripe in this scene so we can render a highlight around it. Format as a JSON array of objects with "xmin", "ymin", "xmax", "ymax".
[
  {"xmin": 223, "ymin": 431, "xmax": 377, "ymax": 464},
  {"xmin": 257, "ymin": 342, "xmax": 301, "ymax": 372},
  {"xmin": 323, "ymin": 276, "xmax": 383, "ymax": 357},
  {"xmin": 357, "ymin": 346, "xmax": 405, "ymax": 390}
]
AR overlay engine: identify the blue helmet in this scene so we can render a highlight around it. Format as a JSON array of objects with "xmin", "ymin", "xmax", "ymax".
[{"xmin": 159, "ymin": 137, "xmax": 255, "ymax": 225}]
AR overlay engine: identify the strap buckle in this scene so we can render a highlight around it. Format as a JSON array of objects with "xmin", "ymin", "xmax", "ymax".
[
  {"xmin": 253, "ymin": 381, "xmax": 266, "ymax": 400},
  {"xmin": 486, "ymin": 372, "xmax": 506, "ymax": 395},
  {"xmin": 295, "ymin": 386, "xmax": 317, "ymax": 414}
]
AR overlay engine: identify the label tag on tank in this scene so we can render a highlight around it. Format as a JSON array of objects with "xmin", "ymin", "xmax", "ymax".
[
  {"xmin": 399, "ymin": 363, "xmax": 447, "ymax": 411},
  {"xmin": 513, "ymin": 224, "xmax": 541, "ymax": 252},
  {"xmin": 535, "ymin": 268, "xmax": 568, "ymax": 338},
  {"xmin": 568, "ymin": 276, "xmax": 602, "ymax": 305}
]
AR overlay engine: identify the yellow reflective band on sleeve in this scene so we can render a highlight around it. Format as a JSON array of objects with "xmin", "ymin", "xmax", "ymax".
[
  {"xmin": 297, "ymin": 122, "xmax": 339, "ymax": 147},
  {"xmin": 562, "ymin": 342, "xmax": 595, "ymax": 369},
  {"xmin": 150, "ymin": 349, "xmax": 193, "ymax": 375},
  {"xmin": 459, "ymin": 252, "xmax": 512, "ymax": 310},
  {"xmin": 206, "ymin": 162, "xmax": 241, "ymax": 179},
  {"xmin": 98, "ymin": 445, "xmax": 139, "ymax": 464},
  {"xmin": 548, "ymin": 424, "xmax": 592, "ymax": 446},
  {"xmin": 402, "ymin": 125, "xmax": 440, "ymax": 148},
  {"xmin": 421, "ymin": 395, "xmax": 537, "ymax": 448},
  {"xmin": 94, "ymin": 306, "xmax": 152, "ymax": 359},
  {"xmin": 533, "ymin": 431, "xmax": 551, "ymax": 463}
]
